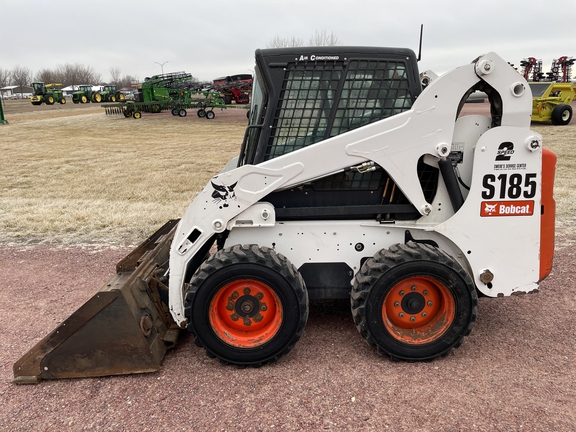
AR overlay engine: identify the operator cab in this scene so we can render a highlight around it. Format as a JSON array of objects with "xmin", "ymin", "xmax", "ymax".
[{"xmin": 240, "ymin": 46, "xmax": 437, "ymax": 221}]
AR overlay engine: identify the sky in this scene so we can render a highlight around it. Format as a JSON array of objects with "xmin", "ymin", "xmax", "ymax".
[{"xmin": 2, "ymin": 0, "xmax": 576, "ymax": 84}]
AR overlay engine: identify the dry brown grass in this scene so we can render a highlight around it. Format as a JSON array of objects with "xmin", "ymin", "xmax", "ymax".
[
  {"xmin": 0, "ymin": 107, "xmax": 245, "ymax": 245},
  {"xmin": 0, "ymin": 104, "xmax": 574, "ymax": 247}
]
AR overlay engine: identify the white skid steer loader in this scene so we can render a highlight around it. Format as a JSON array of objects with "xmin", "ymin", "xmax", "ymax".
[{"xmin": 14, "ymin": 47, "xmax": 556, "ymax": 383}]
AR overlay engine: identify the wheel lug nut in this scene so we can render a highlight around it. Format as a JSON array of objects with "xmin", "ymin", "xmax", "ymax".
[
  {"xmin": 422, "ymin": 312, "xmax": 428, "ymax": 317},
  {"xmin": 411, "ymin": 285, "xmax": 417, "ymax": 291},
  {"xmin": 399, "ymin": 290, "xmax": 405, "ymax": 296},
  {"xmin": 394, "ymin": 301, "xmax": 400, "ymax": 307},
  {"xmin": 399, "ymin": 312, "xmax": 405, "ymax": 318},
  {"xmin": 423, "ymin": 290, "xmax": 428, "ymax": 296},
  {"xmin": 427, "ymin": 301, "xmax": 433, "ymax": 306},
  {"xmin": 231, "ymin": 291, "xmax": 239, "ymax": 299},
  {"xmin": 410, "ymin": 316, "xmax": 416, "ymax": 322}
]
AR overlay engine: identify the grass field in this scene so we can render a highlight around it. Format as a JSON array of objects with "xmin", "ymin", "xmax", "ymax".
[{"xmin": 1, "ymin": 101, "xmax": 575, "ymax": 247}]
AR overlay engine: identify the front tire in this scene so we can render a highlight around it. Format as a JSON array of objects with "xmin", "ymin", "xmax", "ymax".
[
  {"xmin": 351, "ymin": 242, "xmax": 477, "ymax": 361},
  {"xmin": 551, "ymin": 104, "xmax": 572, "ymax": 125},
  {"xmin": 185, "ymin": 244, "xmax": 308, "ymax": 366}
]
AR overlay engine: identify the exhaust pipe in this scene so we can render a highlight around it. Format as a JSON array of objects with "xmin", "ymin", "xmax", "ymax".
[{"xmin": 13, "ymin": 220, "xmax": 181, "ymax": 384}]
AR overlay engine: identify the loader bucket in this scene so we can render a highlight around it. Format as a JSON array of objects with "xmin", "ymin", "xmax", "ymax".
[{"xmin": 13, "ymin": 220, "xmax": 181, "ymax": 384}]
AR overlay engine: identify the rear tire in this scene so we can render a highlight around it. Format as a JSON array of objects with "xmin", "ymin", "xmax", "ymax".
[
  {"xmin": 351, "ymin": 242, "xmax": 477, "ymax": 361},
  {"xmin": 185, "ymin": 244, "xmax": 308, "ymax": 367},
  {"xmin": 205, "ymin": 110, "xmax": 215, "ymax": 119},
  {"xmin": 551, "ymin": 104, "xmax": 572, "ymax": 125},
  {"xmin": 45, "ymin": 96, "xmax": 55, "ymax": 105}
]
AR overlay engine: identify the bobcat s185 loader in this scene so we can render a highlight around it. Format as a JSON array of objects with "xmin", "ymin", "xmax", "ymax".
[{"xmin": 13, "ymin": 47, "xmax": 556, "ymax": 383}]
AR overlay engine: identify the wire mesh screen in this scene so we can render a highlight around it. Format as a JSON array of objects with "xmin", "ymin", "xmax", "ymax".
[{"xmin": 265, "ymin": 59, "xmax": 413, "ymax": 161}]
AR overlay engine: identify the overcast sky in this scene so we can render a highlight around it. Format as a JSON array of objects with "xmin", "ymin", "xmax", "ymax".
[{"xmin": 2, "ymin": 0, "xmax": 575, "ymax": 83}]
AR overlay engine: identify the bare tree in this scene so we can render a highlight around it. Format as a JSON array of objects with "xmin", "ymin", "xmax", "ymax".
[
  {"xmin": 109, "ymin": 66, "xmax": 122, "ymax": 87},
  {"xmin": 309, "ymin": 29, "xmax": 340, "ymax": 46},
  {"xmin": 10, "ymin": 66, "xmax": 33, "ymax": 97},
  {"xmin": 35, "ymin": 68, "xmax": 60, "ymax": 85},
  {"xmin": 119, "ymin": 74, "xmax": 139, "ymax": 90},
  {"xmin": 55, "ymin": 63, "xmax": 102, "ymax": 88},
  {"xmin": 0, "ymin": 68, "xmax": 11, "ymax": 88},
  {"xmin": 266, "ymin": 35, "xmax": 305, "ymax": 48},
  {"xmin": 267, "ymin": 30, "xmax": 341, "ymax": 48}
]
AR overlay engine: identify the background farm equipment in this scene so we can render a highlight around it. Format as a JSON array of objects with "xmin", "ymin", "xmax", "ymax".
[
  {"xmin": 212, "ymin": 74, "xmax": 252, "ymax": 104},
  {"xmin": 100, "ymin": 85, "xmax": 125, "ymax": 102},
  {"xmin": 529, "ymin": 81, "xmax": 575, "ymax": 125},
  {"xmin": 72, "ymin": 85, "xmax": 102, "ymax": 104},
  {"xmin": 103, "ymin": 71, "xmax": 245, "ymax": 119},
  {"xmin": 103, "ymin": 92, "xmax": 229, "ymax": 119},
  {"xmin": 522, "ymin": 55, "xmax": 575, "ymax": 125},
  {"xmin": 30, "ymin": 82, "xmax": 66, "ymax": 105}
]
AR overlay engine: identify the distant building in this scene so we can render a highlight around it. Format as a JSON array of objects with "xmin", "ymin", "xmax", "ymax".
[{"xmin": 0, "ymin": 85, "xmax": 33, "ymax": 99}]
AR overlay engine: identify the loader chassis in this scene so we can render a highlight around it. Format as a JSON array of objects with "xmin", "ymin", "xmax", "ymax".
[
  {"xmin": 13, "ymin": 47, "xmax": 556, "ymax": 382},
  {"xmin": 170, "ymin": 48, "xmax": 555, "ymax": 363}
]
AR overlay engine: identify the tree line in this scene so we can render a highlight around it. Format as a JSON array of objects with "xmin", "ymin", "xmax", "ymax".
[
  {"xmin": 1, "ymin": 30, "xmax": 340, "ymax": 96},
  {"xmin": 0, "ymin": 64, "xmax": 140, "ymax": 94}
]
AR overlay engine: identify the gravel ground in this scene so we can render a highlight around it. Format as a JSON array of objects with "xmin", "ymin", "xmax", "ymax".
[{"xmin": 1, "ymin": 238, "xmax": 575, "ymax": 431}]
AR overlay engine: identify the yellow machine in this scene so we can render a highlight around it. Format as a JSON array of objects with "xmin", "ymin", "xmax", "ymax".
[{"xmin": 529, "ymin": 81, "xmax": 574, "ymax": 125}]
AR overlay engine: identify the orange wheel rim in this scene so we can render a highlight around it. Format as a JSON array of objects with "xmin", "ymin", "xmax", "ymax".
[
  {"xmin": 382, "ymin": 276, "xmax": 456, "ymax": 345},
  {"xmin": 209, "ymin": 279, "xmax": 283, "ymax": 348}
]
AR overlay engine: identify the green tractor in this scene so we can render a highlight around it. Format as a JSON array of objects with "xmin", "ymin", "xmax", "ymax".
[
  {"xmin": 99, "ymin": 85, "xmax": 125, "ymax": 102},
  {"xmin": 72, "ymin": 85, "xmax": 103, "ymax": 104},
  {"xmin": 30, "ymin": 82, "xmax": 66, "ymax": 106}
]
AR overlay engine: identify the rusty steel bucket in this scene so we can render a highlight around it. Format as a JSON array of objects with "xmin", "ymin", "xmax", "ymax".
[{"xmin": 13, "ymin": 220, "xmax": 181, "ymax": 384}]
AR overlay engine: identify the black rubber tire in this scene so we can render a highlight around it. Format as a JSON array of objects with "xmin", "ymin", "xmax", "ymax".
[
  {"xmin": 185, "ymin": 244, "xmax": 308, "ymax": 367},
  {"xmin": 351, "ymin": 242, "xmax": 478, "ymax": 361},
  {"xmin": 59, "ymin": 98, "xmax": 66, "ymax": 104},
  {"xmin": 551, "ymin": 104, "xmax": 572, "ymax": 126},
  {"xmin": 133, "ymin": 111, "xmax": 141, "ymax": 119},
  {"xmin": 45, "ymin": 96, "xmax": 55, "ymax": 105},
  {"xmin": 171, "ymin": 108, "xmax": 179, "ymax": 116},
  {"xmin": 197, "ymin": 109, "xmax": 206, "ymax": 118},
  {"xmin": 205, "ymin": 110, "xmax": 215, "ymax": 119},
  {"xmin": 178, "ymin": 109, "xmax": 187, "ymax": 117}
]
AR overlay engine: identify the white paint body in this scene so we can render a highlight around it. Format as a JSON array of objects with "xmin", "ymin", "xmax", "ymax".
[{"xmin": 168, "ymin": 52, "xmax": 543, "ymax": 328}]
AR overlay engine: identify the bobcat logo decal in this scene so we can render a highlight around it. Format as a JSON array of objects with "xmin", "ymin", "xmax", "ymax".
[
  {"xmin": 483, "ymin": 203, "xmax": 497, "ymax": 214},
  {"xmin": 211, "ymin": 181, "xmax": 237, "ymax": 208}
]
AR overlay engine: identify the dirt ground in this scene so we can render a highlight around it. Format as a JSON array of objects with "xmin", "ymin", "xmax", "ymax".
[{"xmin": 1, "ymin": 99, "xmax": 576, "ymax": 431}]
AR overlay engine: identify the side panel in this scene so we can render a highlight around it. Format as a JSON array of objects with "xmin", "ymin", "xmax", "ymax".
[{"xmin": 433, "ymin": 127, "xmax": 543, "ymax": 296}]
